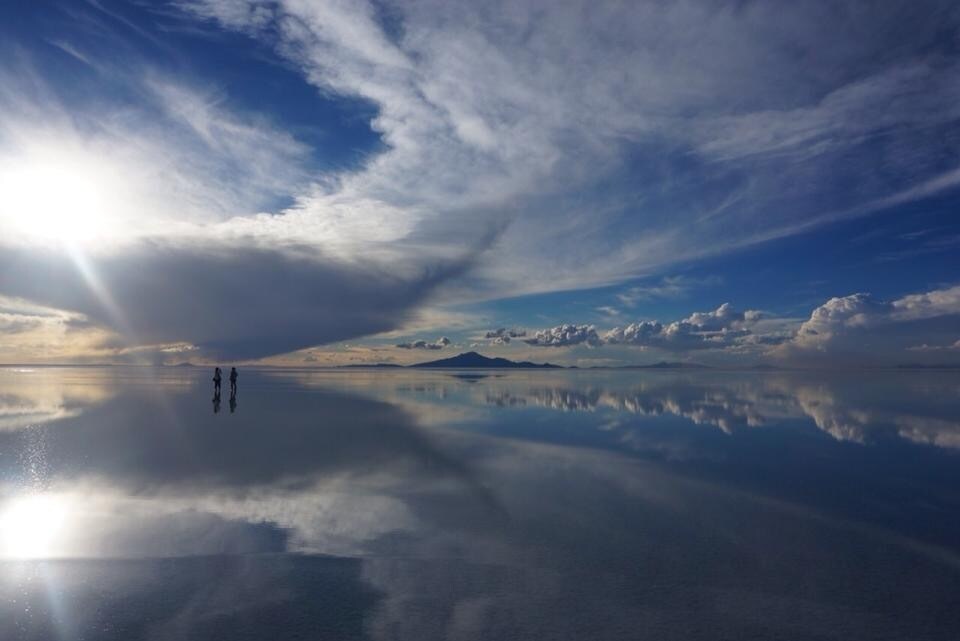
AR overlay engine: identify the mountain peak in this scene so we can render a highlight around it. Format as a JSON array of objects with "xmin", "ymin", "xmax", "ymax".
[{"xmin": 411, "ymin": 351, "xmax": 561, "ymax": 369}]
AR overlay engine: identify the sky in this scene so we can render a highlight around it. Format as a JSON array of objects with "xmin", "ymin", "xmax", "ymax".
[{"xmin": 0, "ymin": 0, "xmax": 959, "ymax": 367}]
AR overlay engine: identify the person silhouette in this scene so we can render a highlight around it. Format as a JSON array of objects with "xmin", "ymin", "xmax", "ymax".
[
  {"xmin": 213, "ymin": 367, "xmax": 222, "ymax": 395},
  {"xmin": 229, "ymin": 367, "xmax": 238, "ymax": 396}
]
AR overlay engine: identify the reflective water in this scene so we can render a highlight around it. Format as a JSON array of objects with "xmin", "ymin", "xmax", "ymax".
[{"xmin": 1, "ymin": 366, "xmax": 959, "ymax": 640}]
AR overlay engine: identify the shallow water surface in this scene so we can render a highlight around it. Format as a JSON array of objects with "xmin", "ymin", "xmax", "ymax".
[{"xmin": 1, "ymin": 367, "xmax": 959, "ymax": 640}]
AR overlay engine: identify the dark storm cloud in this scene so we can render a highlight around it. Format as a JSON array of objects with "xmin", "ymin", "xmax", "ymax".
[{"xmin": 0, "ymin": 239, "xmax": 486, "ymax": 359}]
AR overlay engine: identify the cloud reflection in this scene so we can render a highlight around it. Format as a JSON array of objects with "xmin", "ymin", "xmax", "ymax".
[
  {"xmin": 289, "ymin": 370, "xmax": 960, "ymax": 449},
  {"xmin": 1, "ymin": 368, "xmax": 959, "ymax": 640},
  {"xmin": 0, "ymin": 367, "xmax": 116, "ymax": 431}
]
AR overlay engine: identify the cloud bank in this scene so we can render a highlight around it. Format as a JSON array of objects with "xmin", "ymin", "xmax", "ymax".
[
  {"xmin": 604, "ymin": 304, "xmax": 765, "ymax": 351},
  {"xmin": 779, "ymin": 285, "xmax": 960, "ymax": 364},
  {"xmin": 484, "ymin": 328, "xmax": 526, "ymax": 345},
  {"xmin": 523, "ymin": 324, "xmax": 602, "ymax": 348},
  {"xmin": 500, "ymin": 285, "xmax": 960, "ymax": 365}
]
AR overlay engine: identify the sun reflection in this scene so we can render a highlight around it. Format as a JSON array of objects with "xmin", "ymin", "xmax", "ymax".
[{"xmin": 0, "ymin": 494, "xmax": 72, "ymax": 559}]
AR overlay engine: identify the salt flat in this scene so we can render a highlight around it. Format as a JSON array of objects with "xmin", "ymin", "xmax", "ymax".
[{"xmin": 1, "ymin": 367, "xmax": 958, "ymax": 640}]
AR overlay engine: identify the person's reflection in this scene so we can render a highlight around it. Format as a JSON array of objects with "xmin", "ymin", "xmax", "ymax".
[
  {"xmin": 229, "ymin": 392, "xmax": 237, "ymax": 414},
  {"xmin": 212, "ymin": 391, "xmax": 221, "ymax": 414}
]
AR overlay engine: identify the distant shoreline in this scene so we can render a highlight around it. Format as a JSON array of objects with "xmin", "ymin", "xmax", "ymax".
[{"xmin": 3, "ymin": 351, "xmax": 960, "ymax": 374}]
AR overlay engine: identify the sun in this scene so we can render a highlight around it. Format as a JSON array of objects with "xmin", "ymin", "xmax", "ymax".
[
  {"xmin": 0, "ymin": 160, "xmax": 111, "ymax": 245},
  {"xmin": 0, "ymin": 493, "xmax": 72, "ymax": 559}
]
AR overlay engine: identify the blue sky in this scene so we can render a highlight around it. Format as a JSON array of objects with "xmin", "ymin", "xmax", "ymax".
[{"xmin": 0, "ymin": 0, "xmax": 958, "ymax": 366}]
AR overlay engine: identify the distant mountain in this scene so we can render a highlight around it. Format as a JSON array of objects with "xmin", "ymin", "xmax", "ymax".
[
  {"xmin": 622, "ymin": 361, "xmax": 711, "ymax": 369},
  {"xmin": 895, "ymin": 363, "xmax": 960, "ymax": 370},
  {"xmin": 593, "ymin": 361, "xmax": 711, "ymax": 370},
  {"xmin": 411, "ymin": 351, "xmax": 562, "ymax": 369},
  {"xmin": 337, "ymin": 363, "xmax": 404, "ymax": 368}
]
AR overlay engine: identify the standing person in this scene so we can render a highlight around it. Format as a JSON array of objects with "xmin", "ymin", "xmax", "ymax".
[
  {"xmin": 213, "ymin": 367, "xmax": 222, "ymax": 396},
  {"xmin": 229, "ymin": 367, "xmax": 238, "ymax": 396}
]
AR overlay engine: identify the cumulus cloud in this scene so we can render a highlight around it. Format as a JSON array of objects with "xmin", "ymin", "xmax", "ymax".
[
  {"xmin": 783, "ymin": 285, "xmax": 960, "ymax": 363},
  {"xmin": 499, "ymin": 287, "xmax": 960, "ymax": 364},
  {"xmin": 484, "ymin": 328, "xmax": 526, "ymax": 344},
  {"xmin": 524, "ymin": 324, "xmax": 601, "ymax": 348},
  {"xmin": 908, "ymin": 340, "xmax": 960, "ymax": 352},
  {"xmin": 396, "ymin": 336, "xmax": 451, "ymax": 350},
  {"xmin": 605, "ymin": 303, "xmax": 763, "ymax": 351}
]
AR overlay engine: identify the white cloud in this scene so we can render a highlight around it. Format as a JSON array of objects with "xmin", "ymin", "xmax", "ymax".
[
  {"xmin": 484, "ymin": 327, "xmax": 526, "ymax": 345},
  {"xmin": 4, "ymin": 1, "xmax": 960, "ymax": 360},
  {"xmin": 891, "ymin": 286, "xmax": 960, "ymax": 321},
  {"xmin": 695, "ymin": 62, "xmax": 960, "ymax": 162},
  {"xmin": 0, "ymin": 68, "xmax": 312, "ymax": 247},
  {"xmin": 605, "ymin": 303, "xmax": 763, "ymax": 351},
  {"xmin": 524, "ymin": 324, "xmax": 601, "ymax": 348},
  {"xmin": 908, "ymin": 340, "xmax": 960, "ymax": 352},
  {"xmin": 595, "ymin": 306, "xmax": 621, "ymax": 318},
  {"xmin": 396, "ymin": 336, "xmax": 451, "ymax": 350},
  {"xmin": 0, "ymin": 58, "xmax": 484, "ymax": 359},
  {"xmin": 781, "ymin": 285, "xmax": 960, "ymax": 363},
  {"xmin": 348, "ymin": 286, "xmax": 959, "ymax": 366},
  {"xmin": 616, "ymin": 275, "xmax": 721, "ymax": 307},
  {"xmin": 183, "ymin": 0, "xmax": 960, "ymax": 301}
]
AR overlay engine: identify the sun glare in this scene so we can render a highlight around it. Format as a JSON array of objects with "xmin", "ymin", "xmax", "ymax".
[
  {"xmin": 0, "ymin": 493, "xmax": 72, "ymax": 559},
  {"xmin": 0, "ymin": 161, "xmax": 111, "ymax": 245}
]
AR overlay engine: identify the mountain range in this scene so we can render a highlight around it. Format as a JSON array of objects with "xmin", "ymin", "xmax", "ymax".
[
  {"xmin": 410, "ymin": 351, "xmax": 562, "ymax": 369},
  {"xmin": 331, "ymin": 351, "xmax": 715, "ymax": 369}
]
